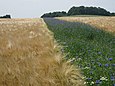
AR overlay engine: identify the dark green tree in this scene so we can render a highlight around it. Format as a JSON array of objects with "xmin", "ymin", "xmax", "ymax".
[
  {"xmin": 0, "ymin": 15, "xmax": 11, "ymax": 18},
  {"xmin": 41, "ymin": 11, "xmax": 67, "ymax": 18},
  {"xmin": 68, "ymin": 6, "xmax": 111, "ymax": 16},
  {"xmin": 41, "ymin": 6, "xmax": 115, "ymax": 17}
]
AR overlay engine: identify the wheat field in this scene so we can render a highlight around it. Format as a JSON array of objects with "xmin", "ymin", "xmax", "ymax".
[
  {"xmin": 0, "ymin": 18, "xmax": 84, "ymax": 86},
  {"xmin": 57, "ymin": 17, "xmax": 115, "ymax": 33}
]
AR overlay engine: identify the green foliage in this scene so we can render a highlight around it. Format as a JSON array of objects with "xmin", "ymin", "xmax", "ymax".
[
  {"xmin": 68, "ymin": 6, "xmax": 111, "ymax": 16},
  {"xmin": 44, "ymin": 18, "xmax": 115, "ymax": 86},
  {"xmin": 111, "ymin": 13, "xmax": 115, "ymax": 16},
  {"xmin": 41, "ymin": 11, "xmax": 67, "ymax": 18}
]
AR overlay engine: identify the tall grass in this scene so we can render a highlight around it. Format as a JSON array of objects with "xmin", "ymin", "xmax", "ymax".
[
  {"xmin": 0, "ymin": 18, "xmax": 84, "ymax": 86},
  {"xmin": 44, "ymin": 18, "xmax": 115, "ymax": 86}
]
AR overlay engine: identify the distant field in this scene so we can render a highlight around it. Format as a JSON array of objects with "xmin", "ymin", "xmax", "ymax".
[
  {"xmin": 67, "ymin": 15, "xmax": 102, "ymax": 17},
  {"xmin": 57, "ymin": 16, "xmax": 115, "ymax": 33},
  {"xmin": 0, "ymin": 18, "xmax": 84, "ymax": 86}
]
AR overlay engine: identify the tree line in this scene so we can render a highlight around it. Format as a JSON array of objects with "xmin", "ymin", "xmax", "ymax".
[
  {"xmin": 0, "ymin": 15, "xmax": 11, "ymax": 19},
  {"xmin": 41, "ymin": 11, "xmax": 67, "ymax": 18},
  {"xmin": 41, "ymin": 6, "xmax": 115, "ymax": 18}
]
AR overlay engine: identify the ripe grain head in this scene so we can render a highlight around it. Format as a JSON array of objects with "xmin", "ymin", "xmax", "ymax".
[
  {"xmin": 0, "ymin": 18, "xmax": 84, "ymax": 86},
  {"xmin": 57, "ymin": 16, "xmax": 115, "ymax": 33}
]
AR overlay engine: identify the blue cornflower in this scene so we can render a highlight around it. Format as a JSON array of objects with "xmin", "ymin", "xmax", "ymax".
[
  {"xmin": 95, "ymin": 80, "xmax": 101, "ymax": 84},
  {"xmin": 87, "ymin": 78, "xmax": 92, "ymax": 80},
  {"xmin": 99, "ymin": 63, "xmax": 102, "ymax": 67},
  {"xmin": 111, "ymin": 76, "xmax": 115, "ymax": 81},
  {"xmin": 98, "ymin": 52, "xmax": 102, "ymax": 55},
  {"xmin": 114, "ymin": 84, "xmax": 115, "ymax": 86},
  {"xmin": 105, "ymin": 64, "xmax": 109, "ymax": 67},
  {"xmin": 108, "ymin": 58, "xmax": 112, "ymax": 61}
]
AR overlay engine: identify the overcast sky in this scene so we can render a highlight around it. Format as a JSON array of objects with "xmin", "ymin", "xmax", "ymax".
[{"xmin": 0, "ymin": 0, "xmax": 114, "ymax": 18}]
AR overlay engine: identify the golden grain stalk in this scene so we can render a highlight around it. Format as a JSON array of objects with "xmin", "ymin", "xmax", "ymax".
[
  {"xmin": 57, "ymin": 16, "xmax": 115, "ymax": 33},
  {"xmin": 0, "ymin": 18, "xmax": 84, "ymax": 86}
]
